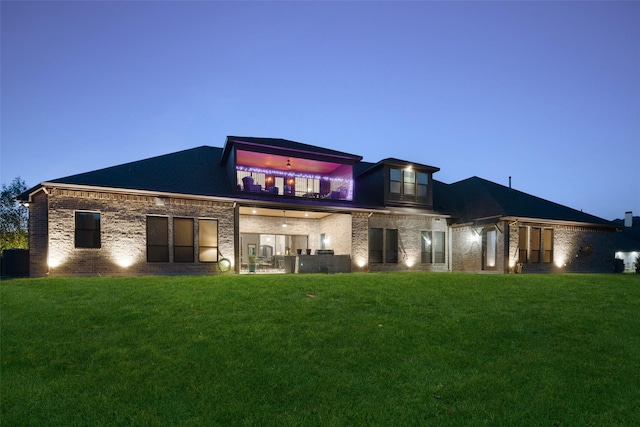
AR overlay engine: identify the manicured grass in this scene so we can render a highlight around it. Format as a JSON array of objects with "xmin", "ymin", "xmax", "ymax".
[{"xmin": 2, "ymin": 273, "xmax": 639, "ymax": 426}]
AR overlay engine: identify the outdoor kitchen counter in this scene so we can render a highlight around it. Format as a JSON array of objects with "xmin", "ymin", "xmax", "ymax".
[{"xmin": 289, "ymin": 254, "xmax": 352, "ymax": 274}]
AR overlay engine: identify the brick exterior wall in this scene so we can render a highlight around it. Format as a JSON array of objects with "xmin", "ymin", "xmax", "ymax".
[
  {"xmin": 451, "ymin": 224, "xmax": 508, "ymax": 273},
  {"xmin": 28, "ymin": 191, "xmax": 49, "ymax": 277},
  {"xmin": 367, "ymin": 213, "xmax": 450, "ymax": 272},
  {"xmin": 509, "ymin": 222, "xmax": 616, "ymax": 273},
  {"xmin": 452, "ymin": 220, "xmax": 616, "ymax": 273},
  {"xmin": 351, "ymin": 212, "xmax": 369, "ymax": 272},
  {"xmin": 319, "ymin": 214, "xmax": 352, "ymax": 255},
  {"xmin": 28, "ymin": 186, "xmax": 616, "ymax": 276},
  {"xmin": 451, "ymin": 225, "xmax": 484, "ymax": 273},
  {"xmin": 35, "ymin": 188, "xmax": 235, "ymax": 276}
]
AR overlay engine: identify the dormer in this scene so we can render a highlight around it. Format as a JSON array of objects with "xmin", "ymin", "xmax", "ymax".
[
  {"xmin": 221, "ymin": 136, "xmax": 362, "ymax": 202},
  {"xmin": 355, "ymin": 158, "xmax": 440, "ymax": 209}
]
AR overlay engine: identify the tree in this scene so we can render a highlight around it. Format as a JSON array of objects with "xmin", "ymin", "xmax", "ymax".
[{"xmin": 0, "ymin": 177, "xmax": 29, "ymax": 252}]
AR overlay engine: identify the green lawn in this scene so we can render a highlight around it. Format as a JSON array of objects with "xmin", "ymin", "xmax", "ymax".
[{"xmin": 2, "ymin": 273, "xmax": 639, "ymax": 426}]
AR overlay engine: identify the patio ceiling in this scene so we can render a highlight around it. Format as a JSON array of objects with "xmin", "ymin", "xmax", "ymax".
[
  {"xmin": 236, "ymin": 150, "xmax": 344, "ymax": 174},
  {"xmin": 239, "ymin": 206, "xmax": 332, "ymax": 219}
]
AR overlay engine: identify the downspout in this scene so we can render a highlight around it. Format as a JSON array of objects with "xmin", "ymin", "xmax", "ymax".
[
  {"xmin": 44, "ymin": 186, "xmax": 51, "ymax": 276},
  {"xmin": 447, "ymin": 222, "xmax": 453, "ymax": 272}
]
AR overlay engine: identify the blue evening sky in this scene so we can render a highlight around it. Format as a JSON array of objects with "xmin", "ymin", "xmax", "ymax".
[{"xmin": 2, "ymin": 1, "xmax": 639, "ymax": 221}]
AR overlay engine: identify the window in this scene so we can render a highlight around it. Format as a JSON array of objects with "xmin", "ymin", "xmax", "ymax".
[
  {"xmin": 417, "ymin": 172, "xmax": 428, "ymax": 197},
  {"xmin": 147, "ymin": 216, "xmax": 169, "ymax": 262},
  {"xmin": 403, "ymin": 170, "xmax": 415, "ymax": 196},
  {"xmin": 369, "ymin": 228, "xmax": 383, "ymax": 263},
  {"xmin": 199, "ymin": 219, "xmax": 218, "ymax": 262},
  {"xmin": 421, "ymin": 231, "xmax": 432, "ymax": 263},
  {"xmin": 385, "ymin": 229, "xmax": 398, "ymax": 263},
  {"xmin": 518, "ymin": 226, "xmax": 528, "ymax": 263},
  {"xmin": 484, "ymin": 229, "xmax": 497, "ymax": 268},
  {"xmin": 543, "ymin": 228, "xmax": 553, "ymax": 263},
  {"xmin": 390, "ymin": 169, "xmax": 402, "ymax": 194},
  {"xmin": 174, "ymin": 218, "xmax": 194, "ymax": 263},
  {"xmin": 530, "ymin": 227, "xmax": 541, "ymax": 263},
  {"xmin": 390, "ymin": 168, "xmax": 429, "ymax": 197},
  {"xmin": 75, "ymin": 212, "xmax": 101, "ymax": 248},
  {"xmin": 422, "ymin": 231, "xmax": 446, "ymax": 264},
  {"xmin": 433, "ymin": 231, "xmax": 446, "ymax": 263}
]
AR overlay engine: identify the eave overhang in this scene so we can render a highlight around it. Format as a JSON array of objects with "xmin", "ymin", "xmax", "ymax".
[
  {"xmin": 22, "ymin": 182, "xmax": 238, "ymax": 205},
  {"xmin": 450, "ymin": 215, "xmax": 617, "ymax": 230}
]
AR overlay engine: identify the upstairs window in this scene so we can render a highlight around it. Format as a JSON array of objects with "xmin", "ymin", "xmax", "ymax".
[
  {"xmin": 75, "ymin": 212, "xmax": 101, "ymax": 248},
  {"xmin": 390, "ymin": 169, "xmax": 402, "ymax": 194},
  {"xmin": 390, "ymin": 168, "xmax": 428, "ymax": 197},
  {"xmin": 417, "ymin": 172, "xmax": 428, "ymax": 197},
  {"xmin": 403, "ymin": 170, "xmax": 415, "ymax": 195}
]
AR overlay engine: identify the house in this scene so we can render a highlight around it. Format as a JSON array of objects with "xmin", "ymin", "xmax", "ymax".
[
  {"xmin": 17, "ymin": 136, "xmax": 618, "ymax": 276},
  {"xmin": 612, "ymin": 212, "xmax": 640, "ymax": 272}
]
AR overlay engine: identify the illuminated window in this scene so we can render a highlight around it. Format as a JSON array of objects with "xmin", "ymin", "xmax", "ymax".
[
  {"xmin": 421, "ymin": 231, "xmax": 432, "ymax": 263},
  {"xmin": 518, "ymin": 226, "xmax": 528, "ymax": 263},
  {"xmin": 485, "ymin": 229, "xmax": 497, "ymax": 268},
  {"xmin": 147, "ymin": 216, "xmax": 169, "ymax": 262},
  {"xmin": 543, "ymin": 228, "xmax": 553, "ymax": 263},
  {"xmin": 75, "ymin": 212, "xmax": 101, "ymax": 248},
  {"xmin": 174, "ymin": 218, "xmax": 194, "ymax": 263},
  {"xmin": 390, "ymin": 168, "xmax": 429, "ymax": 197},
  {"xmin": 403, "ymin": 170, "xmax": 415, "ymax": 196},
  {"xmin": 530, "ymin": 227, "xmax": 541, "ymax": 263},
  {"xmin": 369, "ymin": 228, "xmax": 383, "ymax": 263},
  {"xmin": 421, "ymin": 231, "xmax": 446, "ymax": 264},
  {"xmin": 199, "ymin": 219, "xmax": 218, "ymax": 262},
  {"xmin": 386, "ymin": 229, "xmax": 398, "ymax": 264}
]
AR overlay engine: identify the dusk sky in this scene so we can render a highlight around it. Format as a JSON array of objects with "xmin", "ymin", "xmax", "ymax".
[{"xmin": 2, "ymin": 1, "xmax": 638, "ymax": 221}]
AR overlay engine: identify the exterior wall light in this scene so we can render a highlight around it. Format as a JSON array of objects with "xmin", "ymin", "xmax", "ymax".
[
  {"xmin": 48, "ymin": 254, "xmax": 64, "ymax": 268},
  {"xmin": 115, "ymin": 256, "xmax": 134, "ymax": 268}
]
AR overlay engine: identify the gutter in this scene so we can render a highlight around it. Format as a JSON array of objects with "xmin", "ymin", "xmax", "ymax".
[{"xmin": 451, "ymin": 215, "xmax": 617, "ymax": 230}]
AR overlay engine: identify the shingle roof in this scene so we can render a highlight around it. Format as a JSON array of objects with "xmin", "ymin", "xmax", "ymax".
[
  {"xmin": 612, "ymin": 216, "xmax": 640, "ymax": 251},
  {"xmin": 27, "ymin": 146, "xmax": 232, "ymax": 198},
  {"xmin": 354, "ymin": 157, "xmax": 440, "ymax": 179},
  {"xmin": 434, "ymin": 176, "xmax": 614, "ymax": 227}
]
